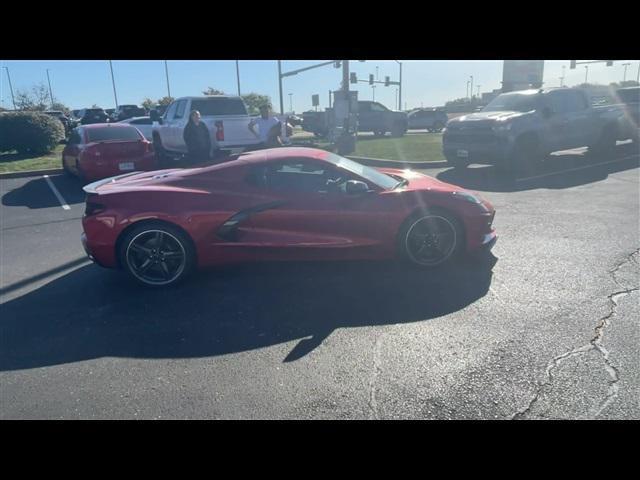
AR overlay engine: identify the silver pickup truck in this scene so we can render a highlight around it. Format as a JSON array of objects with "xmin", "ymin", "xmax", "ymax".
[
  {"xmin": 443, "ymin": 87, "xmax": 627, "ymax": 171},
  {"xmin": 150, "ymin": 96, "xmax": 262, "ymax": 162}
]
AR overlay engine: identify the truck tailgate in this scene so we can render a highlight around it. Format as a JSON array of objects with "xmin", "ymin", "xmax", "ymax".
[{"xmin": 205, "ymin": 116, "xmax": 262, "ymax": 149}]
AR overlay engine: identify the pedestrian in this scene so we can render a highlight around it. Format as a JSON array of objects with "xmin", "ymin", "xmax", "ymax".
[
  {"xmin": 183, "ymin": 110, "xmax": 211, "ymax": 166},
  {"xmin": 248, "ymin": 104, "xmax": 284, "ymax": 150}
]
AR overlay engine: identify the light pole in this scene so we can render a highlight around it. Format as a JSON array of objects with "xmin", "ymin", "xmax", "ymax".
[
  {"xmin": 277, "ymin": 60, "xmax": 284, "ymax": 114},
  {"xmin": 109, "ymin": 60, "xmax": 118, "ymax": 109},
  {"xmin": 560, "ymin": 65, "xmax": 566, "ymax": 86},
  {"xmin": 164, "ymin": 60, "xmax": 171, "ymax": 98},
  {"xmin": 637, "ymin": 62, "xmax": 640, "ymax": 83},
  {"xmin": 3, "ymin": 66, "xmax": 16, "ymax": 110},
  {"xmin": 622, "ymin": 62, "xmax": 631, "ymax": 82},
  {"xmin": 584, "ymin": 65, "xmax": 589, "ymax": 84},
  {"xmin": 476, "ymin": 85, "xmax": 481, "ymax": 98},
  {"xmin": 394, "ymin": 61, "xmax": 402, "ymax": 111},
  {"xmin": 395, "ymin": 89, "xmax": 398, "ymax": 109},
  {"xmin": 375, "ymin": 66, "xmax": 379, "ymax": 81},
  {"xmin": 372, "ymin": 85, "xmax": 376, "ymax": 101},
  {"xmin": 466, "ymin": 80, "xmax": 470, "ymax": 98},
  {"xmin": 46, "ymin": 68, "xmax": 54, "ymax": 108},
  {"xmin": 235, "ymin": 60, "xmax": 241, "ymax": 96},
  {"xmin": 288, "ymin": 93, "xmax": 293, "ymax": 112},
  {"xmin": 469, "ymin": 75, "xmax": 474, "ymax": 100}
]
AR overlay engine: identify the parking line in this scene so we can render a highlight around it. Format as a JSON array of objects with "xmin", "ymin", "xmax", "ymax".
[
  {"xmin": 516, "ymin": 154, "xmax": 639, "ymax": 183},
  {"xmin": 43, "ymin": 175, "xmax": 70, "ymax": 210}
]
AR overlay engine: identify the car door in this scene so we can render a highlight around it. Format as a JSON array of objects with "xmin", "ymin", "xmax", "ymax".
[
  {"xmin": 358, "ymin": 102, "xmax": 374, "ymax": 131},
  {"xmin": 161, "ymin": 101, "xmax": 179, "ymax": 150},
  {"xmin": 242, "ymin": 159, "xmax": 387, "ymax": 261},
  {"xmin": 543, "ymin": 91, "xmax": 573, "ymax": 152},
  {"xmin": 370, "ymin": 102, "xmax": 390, "ymax": 130},
  {"xmin": 171, "ymin": 99, "xmax": 189, "ymax": 153},
  {"xmin": 565, "ymin": 90, "xmax": 597, "ymax": 148},
  {"xmin": 63, "ymin": 128, "xmax": 84, "ymax": 174}
]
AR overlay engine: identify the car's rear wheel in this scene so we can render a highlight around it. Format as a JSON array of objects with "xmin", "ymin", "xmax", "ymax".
[
  {"xmin": 398, "ymin": 210, "xmax": 464, "ymax": 267},
  {"xmin": 119, "ymin": 222, "xmax": 196, "ymax": 287}
]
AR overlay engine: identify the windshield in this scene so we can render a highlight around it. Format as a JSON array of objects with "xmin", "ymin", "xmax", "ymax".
[
  {"xmin": 87, "ymin": 126, "xmax": 142, "ymax": 142},
  {"xmin": 483, "ymin": 93, "xmax": 540, "ymax": 112},
  {"xmin": 325, "ymin": 152, "xmax": 399, "ymax": 190},
  {"xmin": 191, "ymin": 98, "xmax": 248, "ymax": 116}
]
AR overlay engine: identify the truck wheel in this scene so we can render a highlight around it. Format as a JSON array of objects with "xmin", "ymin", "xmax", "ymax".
[
  {"xmin": 374, "ymin": 130, "xmax": 386, "ymax": 137},
  {"xmin": 153, "ymin": 134, "xmax": 168, "ymax": 167},
  {"xmin": 589, "ymin": 124, "xmax": 617, "ymax": 157},
  {"xmin": 391, "ymin": 123, "xmax": 406, "ymax": 137},
  {"xmin": 433, "ymin": 121, "xmax": 445, "ymax": 133}
]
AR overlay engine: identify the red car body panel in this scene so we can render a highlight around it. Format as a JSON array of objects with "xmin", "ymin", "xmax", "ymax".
[
  {"xmin": 62, "ymin": 124, "xmax": 156, "ymax": 182},
  {"xmin": 81, "ymin": 148, "xmax": 496, "ymax": 269}
]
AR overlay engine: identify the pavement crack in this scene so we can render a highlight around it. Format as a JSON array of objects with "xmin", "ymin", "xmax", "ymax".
[
  {"xmin": 511, "ymin": 251, "xmax": 639, "ymax": 420},
  {"xmin": 368, "ymin": 334, "xmax": 383, "ymax": 420}
]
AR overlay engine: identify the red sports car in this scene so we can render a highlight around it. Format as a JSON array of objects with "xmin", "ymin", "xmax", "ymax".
[
  {"xmin": 81, "ymin": 147, "xmax": 496, "ymax": 286},
  {"xmin": 62, "ymin": 124, "xmax": 156, "ymax": 182}
]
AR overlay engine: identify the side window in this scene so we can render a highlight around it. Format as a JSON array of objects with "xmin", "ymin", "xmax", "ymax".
[
  {"xmin": 131, "ymin": 118, "xmax": 152, "ymax": 125},
  {"xmin": 547, "ymin": 92, "xmax": 568, "ymax": 114},
  {"xmin": 566, "ymin": 91, "xmax": 588, "ymax": 112},
  {"xmin": 68, "ymin": 129, "xmax": 82, "ymax": 145},
  {"xmin": 359, "ymin": 103, "xmax": 371, "ymax": 113},
  {"xmin": 248, "ymin": 160, "xmax": 348, "ymax": 194},
  {"xmin": 371, "ymin": 103, "xmax": 388, "ymax": 112},
  {"xmin": 164, "ymin": 102, "xmax": 178, "ymax": 120},
  {"xmin": 174, "ymin": 100, "xmax": 187, "ymax": 120}
]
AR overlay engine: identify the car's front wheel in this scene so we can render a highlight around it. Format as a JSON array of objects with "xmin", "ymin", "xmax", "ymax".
[
  {"xmin": 397, "ymin": 210, "xmax": 464, "ymax": 267},
  {"xmin": 119, "ymin": 222, "xmax": 196, "ymax": 287}
]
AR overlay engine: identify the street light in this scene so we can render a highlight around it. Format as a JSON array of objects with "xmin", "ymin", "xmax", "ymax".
[
  {"xmin": 235, "ymin": 60, "xmax": 241, "ymax": 96},
  {"xmin": 469, "ymin": 75, "xmax": 474, "ymax": 100},
  {"xmin": 560, "ymin": 65, "xmax": 566, "ymax": 86},
  {"xmin": 372, "ymin": 85, "xmax": 376, "ymax": 101},
  {"xmin": 108, "ymin": 60, "xmax": 118, "ymax": 109},
  {"xmin": 46, "ymin": 68, "xmax": 54, "ymax": 108},
  {"xmin": 584, "ymin": 65, "xmax": 589, "ymax": 84},
  {"xmin": 164, "ymin": 60, "xmax": 171, "ymax": 98},
  {"xmin": 466, "ymin": 80, "xmax": 470, "ymax": 98},
  {"xmin": 622, "ymin": 62, "xmax": 631, "ymax": 82},
  {"xmin": 288, "ymin": 93, "xmax": 293, "ymax": 112},
  {"xmin": 394, "ymin": 61, "xmax": 402, "ymax": 111},
  {"xmin": 3, "ymin": 66, "xmax": 16, "ymax": 110}
]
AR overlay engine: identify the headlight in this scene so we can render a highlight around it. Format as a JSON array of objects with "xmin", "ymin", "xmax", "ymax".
[{"xmin": 492, "ymin": 123, "xmax": 512, "ymax": 133}]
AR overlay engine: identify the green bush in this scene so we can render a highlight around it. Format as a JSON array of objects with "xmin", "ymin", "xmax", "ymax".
[{"xmin": 0, "ymin": 111, "xmax": 65, "ymax": 154}]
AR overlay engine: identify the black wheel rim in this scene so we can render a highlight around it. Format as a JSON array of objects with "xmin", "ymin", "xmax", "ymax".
[
  {"xmin": 126, "ymin": 230, "xmax": 186, "ymax": 285},
  {"xmin": 405, "ymin": 215, "xmax": 457, "ymax": 266}
]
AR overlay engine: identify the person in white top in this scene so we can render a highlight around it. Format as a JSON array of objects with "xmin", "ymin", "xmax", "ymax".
[{"xmin": 248, "ymin": 104, "xmax": 283, "ymax": 148}]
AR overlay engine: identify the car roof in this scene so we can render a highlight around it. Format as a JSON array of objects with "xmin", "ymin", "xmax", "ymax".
[
  {"xmin": 118, "ymin": 116, "xmax": 150, "ymax": 122},
  {"xmin": 81, "ymin": 123, "xmax": 137, "ymax": 129}
]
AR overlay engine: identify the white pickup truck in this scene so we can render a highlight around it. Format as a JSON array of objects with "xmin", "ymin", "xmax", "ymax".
[{"xmin": 150, "ymin": 96, "xmax": 262, "ymax": 162}]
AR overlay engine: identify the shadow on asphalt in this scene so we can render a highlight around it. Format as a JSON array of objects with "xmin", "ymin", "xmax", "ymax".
[
  {"xmin": 436, "ymin": 143, "xmax": 639, "ymax": 193},
  {"xmin": 0, "ymin": 254, "xmax": 497, "ymax": 371},
  {"xmin": 2, "ymin": 174, "xmax": 87, "ymax": 209}
]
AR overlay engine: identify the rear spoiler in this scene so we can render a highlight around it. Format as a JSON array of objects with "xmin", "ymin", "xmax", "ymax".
[{"xmin": 83, "ymin": 172, "xmax": 141, "ymax": 194}]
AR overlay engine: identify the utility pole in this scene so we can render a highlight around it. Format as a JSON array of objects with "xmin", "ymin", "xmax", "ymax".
[
  {"xmin": 46, "ymin": 69, "xmax": 54, "ymax": 107},
  {"xmin": 375, "ymin": 66, "xmax": 379, "ymax": 81},
  {"xmin": 476, "ymin": 85, "xmax": 481, "ymax": 98},
  {"xmin": 560, "ymin": 65, "xmax": 566, "ymax": 86},
  {"xmin": 3, "ymin": 66, "xmax": 16, "ymax": 110},
  {"xmin": 622, "ymin": 62, "xmax": 631, "ymax": 82},
  {"xmin": 395, "ymin": 89, "xmax": 398, "ymax": 109},
  {"xmin": 637, "ymin": 62, "xmax": 640, "ymax": 83},
  {"xmin": 329, "ymin": 90, "xmax": 332, "ymax": 108},
  {"xmin": 235, "ymin": 60, "xmax": 241, "ymax": 96},
  {"xmin": 470, "ymin": 75, "xmax": 474, "ymax": 100},
  {"xmin": 109, "ymin": 60, "xmax": 118, "ymax": 109},
  {"xmin": 164, "ymin": 60, "xmax": 171, "ymax": 98},
  {"xmin": 466, "ymin": 80, "xmax": 470, "ymax": 98},
  {"xmin": 372, "ymin": 85, "xmax": 376, "ymax": 101},
  {"xmin": 278, "ymin": 60, "xmax": 284, "ymax": 114},
  {"xmin": 288, "ymin": 93, "xmax": 293, "ymax": 112},
  {"xmin": 584, "ymin": 65, "xmax": 589, "ymax": 84},
  {"xmin": 395, "ymin": 61, "xmax": 402, "ymax": 111}
]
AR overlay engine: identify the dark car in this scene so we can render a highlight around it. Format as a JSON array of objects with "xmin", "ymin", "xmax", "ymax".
[
  {"xmin": 115, "ymin": 105, "xmax": 147, "ymax": 121},
  {"xmin": 44, "ymin": 110, "xmax": 75, "ymax": 135},
  {"xmin": 78, "ymin": 108, "xmax": 110, "ymax": 125},
  {"xmin": 408, "ymin": 109, "xmax": 449, "ymax": 132},
  {"xmin": 615, "ymin": 86, "xmax": 639, "ymax": 143}
]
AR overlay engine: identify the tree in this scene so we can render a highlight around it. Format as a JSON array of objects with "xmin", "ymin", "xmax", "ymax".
[
  {"xmin": 141, "ymin": 98, "xmax": 156, "ymax": 110},
  {"xmin": 50, "ymin": 102, "xmax": 70, "ymax": 115},
  {"xmin": 14, "ymin": 83, "xmax": 51, "ymax": 111},
  {"xmin": 91, "ymin": 104, "xmax": 101, "ymax": 108},
  {"xmin": 203, "ymin": 87, "xmax": 225, "ymax": 95},
  {"xmin": 241, "ymin": 92, "xmax": 272, "ymax": 115},
  {"xmin": 157, "ymin": 96, "xmax": 174, "ymax": 106}
]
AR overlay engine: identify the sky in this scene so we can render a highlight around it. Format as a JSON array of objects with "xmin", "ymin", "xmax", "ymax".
[{"xmin": 1, "ymin": 60, "xmax": 638, "ymax": 112}]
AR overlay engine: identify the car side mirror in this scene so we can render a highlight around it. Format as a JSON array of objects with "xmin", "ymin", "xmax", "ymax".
[{"xmin": 346, "ymin": 180, "xmax": 370, "ymax": 195}]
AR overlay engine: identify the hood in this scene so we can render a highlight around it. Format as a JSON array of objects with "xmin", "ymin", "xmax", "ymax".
[{"xmin": 449, "ymin": 110, "xmax": 527, "ymax": 125}]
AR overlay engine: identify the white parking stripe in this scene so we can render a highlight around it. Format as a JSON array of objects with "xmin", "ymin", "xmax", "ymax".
[
  {"xmin": 43, "ymin": 175, "xmax": 71, "ymax": 210},
  {"xmin": 516, "ymin": 154, "xmax": 640, "ymax": 183}
]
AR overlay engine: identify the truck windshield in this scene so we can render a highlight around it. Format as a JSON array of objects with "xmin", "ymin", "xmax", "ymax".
[
  {"xmin": 483, "ymin": 94, "xmax": 539, "ymax": 113},
  {"xmin": 191, "ymin": 98, "xmax": 248, "ymax": 116},
  {"xmin": 325, "ymin": 153, "xmax": 399, "ymax": 190}
]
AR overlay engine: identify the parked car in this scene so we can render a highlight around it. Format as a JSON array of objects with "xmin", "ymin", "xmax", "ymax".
[
  {"xmin": 77, "ymin": 108, "xmax": 110, "ymax": 125},
  {"xmin": 117, "ymin": 116, "xmax": 154, "ymax": 140},
  {"xmin": 442, "ymin": 87, "xmax": 627, "ymax": 171},
  {"xmin": 615, "ymin": 86, "xmax": 639, "ymax": 144},
  {"xmin": 150, "ymin": 95, "xmax": 262, "ymax": 163},
  {"xmin": 80, "ymin": 147, "xmax": 496, "ymax": 287},
  {"xmin": 43, "ymin": 110, "xmax": 75, "ymax": 135},
  {"xmin": 62, "ymin": 124, "xmax": 156, "ymax": 182},
  {"xmin": 407, "ymin": 109, "xmax": 449, "ymax": 132},
  {"xmin": 302, "ymin": 101, "xmax": 409, "ymax": 138},
  {"xmin": 71, "ymin": 109, "xmax": 83, "ymax": 120},
  {"xmin": 115, "ymin": 104, "xmax": 146, "ymax": 121}
]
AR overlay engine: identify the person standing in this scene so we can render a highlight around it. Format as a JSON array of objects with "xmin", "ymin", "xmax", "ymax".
[
  {"xmin": 248, "ymin": 104, "xmax": 283, "ymax": 149},
  {"xmin": 183, "ymin": 110, "xmax": 211, "ymax": 165}
]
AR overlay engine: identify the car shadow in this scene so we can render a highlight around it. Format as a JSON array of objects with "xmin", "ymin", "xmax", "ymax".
[
  {"xmin": 436, "ymin": 143, "xmax": 639, "ymax": 193},
  {"xmin": 2, "ymin": 174, "xmax": 87, "ymax": 209},
  {"xmin": 0, "ymin": 254, "xmax": 497, "ymax": 371}
]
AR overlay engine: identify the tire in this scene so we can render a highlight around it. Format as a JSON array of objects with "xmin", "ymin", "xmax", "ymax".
[
  {"xmin": 589, "ymin": 124, "xmax": 617, "ymax": 157},
  {"xmin": 373, "ymin": 130, "xmax": 386, "ymax": 137},
  {"xmin": 432, "ymin": 121, "xmax": 445, "ymax": 133},
  {"xmin": 397, "ymin": 209, "xmax": 464, "ymax": 268},
  {"xmin": 391, "ymin": 123, "xmax": 407, "ymax": 138},
  {"xmin": 118, "ymin": 221, "xmax": 196, "ymax": 287},
  {"xmin": 153, "ymin": 134, "xmax": 169, "ymax": 167}
]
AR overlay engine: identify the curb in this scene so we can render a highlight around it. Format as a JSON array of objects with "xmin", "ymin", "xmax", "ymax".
[
  {"xmin": 347, "ymin": 156, "xmax": 449, "ymax": 169},
  {"xmin": 0, "ymin": 168, "xmax": 64, "ymax": 179}
]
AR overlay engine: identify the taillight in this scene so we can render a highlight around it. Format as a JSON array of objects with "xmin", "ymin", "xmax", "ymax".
[
  {"xmin": 85, "ymin": 201, "xmax": 106, "ymax": 216},
  {"xmin": 215, "ymin": 121, "xmax": 224, "ymax": 141},
  {"xmin": 142, "ymin": 140, "xmax": 152, "ymax": 153}
]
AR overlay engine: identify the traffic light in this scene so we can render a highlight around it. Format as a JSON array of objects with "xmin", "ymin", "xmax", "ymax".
[
  {"xmin": 369, "ymin": 74, "xmax": 374, "ymax": 85},
  {"xmin": 606, "ymin": 60, "xmax": 613, "ymax": 66},
  {"xmin": 570, "ymin": 60, "xmax": 576, "ymax": 69},
  {"xmin": 350, "ymin": 72, "xmax": 357, "ymax": 84},
  {"xmin": 334, "ymin": 61, "xmax": 341, "ymax": 69},
  {"xmin": 385, "ymin": 76, "xmax": 390, "ymax": 87}
]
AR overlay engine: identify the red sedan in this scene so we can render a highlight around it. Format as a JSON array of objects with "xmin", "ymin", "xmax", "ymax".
[
  {"xmin": 62, "ymin": 124, "xmax": 156, "ymax": 182},
  {"xmin": 81, "ymin": 147, "xmax": 496, "ymax": 286}
]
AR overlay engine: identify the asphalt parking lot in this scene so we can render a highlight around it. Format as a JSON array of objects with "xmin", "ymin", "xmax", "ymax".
[{"xmin": 1, "ymin": 143, "xmax": 638, "ymax": 419}]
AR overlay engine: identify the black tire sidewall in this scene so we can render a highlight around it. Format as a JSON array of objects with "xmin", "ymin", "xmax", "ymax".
[{"xmin": 118, "ymin": 222, "xmax": 196, "ymax": 287}]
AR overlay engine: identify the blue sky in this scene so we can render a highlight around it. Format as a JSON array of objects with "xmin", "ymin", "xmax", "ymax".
[{"xmin": 1, "ymin": 60, "xmax": 638, "ymax": 112}]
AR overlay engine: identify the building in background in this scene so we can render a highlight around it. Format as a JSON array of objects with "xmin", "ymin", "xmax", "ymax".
[{"xmin": 502, "ymin": 60, "xmax": 545, "ymax": 92}]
